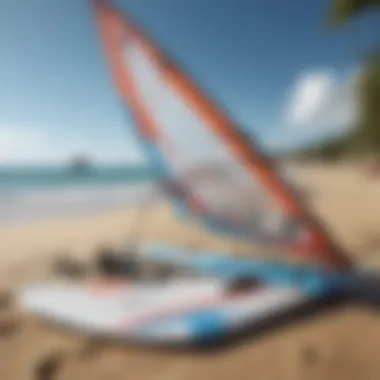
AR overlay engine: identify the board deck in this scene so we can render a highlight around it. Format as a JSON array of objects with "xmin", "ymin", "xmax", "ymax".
[{"xmin": 19, "ymin": 277, "xmax": 315, "ymax": 344}]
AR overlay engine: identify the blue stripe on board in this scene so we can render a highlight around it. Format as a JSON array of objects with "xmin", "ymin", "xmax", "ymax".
[
  {"xmin": 186, "ymin": 311, "xmax": 226, "ymax": 341},
  {"xmin": 135, "ymin": 309, "xmax": 227, "ymax": 342},
  {"xmin": 203, "ymin": 215, "xmax": 291, "ymax": 246},
  {"xmin": 143, "ymin": 245, "xmax": 344, "ymax": 296}
]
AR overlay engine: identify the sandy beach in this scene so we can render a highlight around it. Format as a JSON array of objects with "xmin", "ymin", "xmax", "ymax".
[{"xmin": 1, "ymin": 164, "xmax": 380, "ymax": 380}]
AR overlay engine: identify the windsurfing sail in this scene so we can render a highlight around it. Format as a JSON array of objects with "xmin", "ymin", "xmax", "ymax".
[{"xmin": 92, "ymin": 0, "xmax": 351, "ymax": 270}]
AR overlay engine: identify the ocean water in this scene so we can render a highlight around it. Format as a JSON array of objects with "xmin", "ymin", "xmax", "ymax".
[{"xmin": 0, "ymin": 165, "xmax": 157, "ymax": 226}]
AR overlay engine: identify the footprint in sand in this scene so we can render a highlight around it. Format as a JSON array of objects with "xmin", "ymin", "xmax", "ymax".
[
  {"xmin": 34, "ymin": 352, "xmax": 66, "ymax": 380},
  {"xmin": 0, "ymin": 290, "xmax": 20, "ymax": 340},
  {"xmin": 0, "ymin": 317, "xmax": 20, "ymax": 338},
  {"xmin": 52, "ymin": 255, "xmax": 88, "ymax": 280},
  {"xmin": 77, "ymin": 338, "xmax": 106, "ymax": 360},
  {"xmin": 301, "ymin": 344, "xmax": 320, "ymax": 367},
  {"xmin": 0, "ymin": 289, "xmax": 13, "ymax": 311}
]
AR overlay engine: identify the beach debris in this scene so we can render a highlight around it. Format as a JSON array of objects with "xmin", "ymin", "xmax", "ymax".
[
  {"xmin": 0, "ymin": 316, "xmax": 20, "ymax": 338},
  {"xmin": 366, "ymin": 161, "xmax": 380, "ymax": 179},
  {"xmin": 94, "ymin": 244, "xmax": 180, "ymax": 281},
  {"xmin": 301, "ymin": 344, "xmax": 320, "ymax": 367},
  {"xmin": 0, "ymin": 289, "xmax": 13, "ymax": 310},
  {"xmin": 94, "ymin": 245, "xmax": 140, "ymax": 278},
  {"xmin": 34, "ymin": 351, "xmax": 65, "ymax": 380},
  {"xmin": 52, "ymin": 255, "xmax": 88, "ymax": 279},
  {"xmin": 78, "ymin": 337, "xmax": 105, "ymax": 360}
]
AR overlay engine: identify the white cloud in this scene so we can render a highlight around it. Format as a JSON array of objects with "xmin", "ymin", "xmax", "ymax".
[
  {"xmin": 285, "ymin": 68, "xmax": 359, "ymax": 132},
  {"xmin": 0, "ymin": 128, "xmax": 47, "ymax": 162}
]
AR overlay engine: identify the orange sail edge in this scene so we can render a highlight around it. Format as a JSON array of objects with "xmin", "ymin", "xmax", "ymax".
[
  {"xmin": 92, "ymin": 0, "xmax": 208, "ymax": 217},
  {"xmin": 92, "ymin": 0, "xmax": 352, "ymax": 271}
]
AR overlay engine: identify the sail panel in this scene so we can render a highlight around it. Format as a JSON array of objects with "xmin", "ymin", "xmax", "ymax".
[
  {"xmin": 123, "ymin": 34, "xmax": 308, "ymax": 246},
  {"xmin": 93, "ymin": 0, "xmax": 351, "ymax": 269}
]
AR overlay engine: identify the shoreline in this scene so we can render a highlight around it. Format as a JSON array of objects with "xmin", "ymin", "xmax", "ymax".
[
  {"xmin": 0, "ymin": 182, "xmax": 155, "ymax": 228},
  {"xmin": 1, "ymin": 163, "xmax": 380, "ymax": 267}
]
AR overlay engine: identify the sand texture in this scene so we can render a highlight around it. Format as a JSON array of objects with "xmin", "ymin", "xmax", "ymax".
[{"xmin": 1, "ymin": 164, "xmax": 380, "ymax": 380}]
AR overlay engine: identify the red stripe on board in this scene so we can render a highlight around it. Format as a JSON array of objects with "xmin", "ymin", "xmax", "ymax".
[
  {"xmin": 118, "ymin": 284, "xmax": 262, "ymax": 331},
  {"xmin": 89, "ymin": 279, "xmax": 131, "ymax": 296}
]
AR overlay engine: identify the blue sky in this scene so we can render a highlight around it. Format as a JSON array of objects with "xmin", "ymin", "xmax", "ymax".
[{"xmin": 0, "ymin": 0, "xmax": 378, "ymax": 164}]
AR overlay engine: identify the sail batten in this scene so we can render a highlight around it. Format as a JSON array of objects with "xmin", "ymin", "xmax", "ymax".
[{"xmin": 93, "ymin": 0, "xmax": 351, "ymax": 270}]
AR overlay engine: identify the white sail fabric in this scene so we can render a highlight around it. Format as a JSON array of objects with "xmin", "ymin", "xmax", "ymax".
[{"xmin": 122, "ymin": 34, "xmax": 308, "ymax": 248}]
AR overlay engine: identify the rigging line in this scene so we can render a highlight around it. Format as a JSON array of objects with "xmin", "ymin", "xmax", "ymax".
[{"xmin": 126, "ymin": 185, "xmax": 159, "ymax": 248}]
